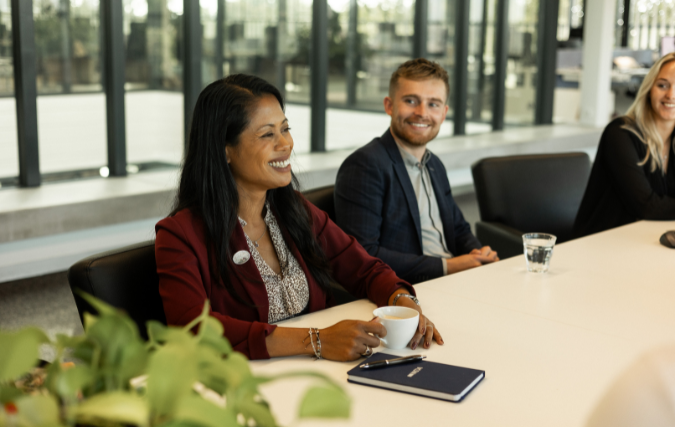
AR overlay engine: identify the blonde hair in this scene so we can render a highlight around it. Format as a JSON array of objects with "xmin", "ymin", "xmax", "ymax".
[{"xmin": 622, "ymin": 52, "xmax": 675, "ymax": 173}]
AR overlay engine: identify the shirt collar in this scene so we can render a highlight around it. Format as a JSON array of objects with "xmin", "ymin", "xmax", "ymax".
[{"xmin": 394, "ymin": 139, "xmax": 431, "ymax": 168}]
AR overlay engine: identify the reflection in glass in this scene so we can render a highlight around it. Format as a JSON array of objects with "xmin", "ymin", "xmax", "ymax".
[
  {"xmin": 468, "ymin": 0, "xmax": 495, "ymax": 125},
  {"xmin": 0, "ymin": 0, "xmax": 18, "ymax": 180},
  {"xmin": 0, "ymin": 0, "xmax": 11, "ymax": 96},
  {"xmin": 352, "ymin": 0, "xmax": 413, "ymax": 110},
  {"xmin": 123, "ymin": 0, "xmax": 183, "ymax": 91},
  {"xmin": 504, "ymin": 0, "xmax": 538, "ymax": 125},
  {"xmin": 123, "ymin": 0, "xmax": 184, "ymax": 166},
  {"xmin": 626, "ymin": 0, "xmax": 675, "ymax": 51},
  {"xmin": 217, "ymin": 0, "xmax": 311, "ymax": 104},
  {"xmin": 33, "ymin": 0, "xmax": 102, "ymax": 94}
]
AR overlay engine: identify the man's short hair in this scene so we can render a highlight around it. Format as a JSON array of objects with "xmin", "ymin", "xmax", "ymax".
[{"xmin": 389, "ymin": 58, "xmax": 450, "ymax": 99}]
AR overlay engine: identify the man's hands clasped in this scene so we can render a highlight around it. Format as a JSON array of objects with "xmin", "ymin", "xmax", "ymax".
[{"xmin": 446, "ymin": 245, "xmax": 499, "ymax": 274}]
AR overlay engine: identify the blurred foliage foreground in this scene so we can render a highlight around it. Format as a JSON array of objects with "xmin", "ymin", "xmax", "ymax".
[{"xmin": 0, "ymin": 293, "xmax": 350, "ymax": 427}]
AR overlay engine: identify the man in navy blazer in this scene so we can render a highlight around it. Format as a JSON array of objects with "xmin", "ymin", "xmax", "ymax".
[{"xmin": 334, "ymin": 59, "xmax": 498, "ymax": 284}]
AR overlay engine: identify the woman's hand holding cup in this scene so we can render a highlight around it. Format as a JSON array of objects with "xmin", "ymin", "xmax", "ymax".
[{"xmin": 318, "ymin": 319, "xmax": 386, "ymax": 361}]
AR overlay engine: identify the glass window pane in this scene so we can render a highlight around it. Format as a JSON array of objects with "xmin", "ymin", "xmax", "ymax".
[
  {"xmin": 470, "ymin": 0, "xmax": 496, "ymax": 127},
  {"xmin": 34, "ymin": 0, "xmax": 102, "ymax": 94},
  {"xmin": 220, "ymin": 0, "xmax": 311, "ymax": 104},
  {"xmin": 124, "ymin": 0, "xmax": 184, "ymax": 166},
  {"xmin": 33, "ymin": 0, "xmax": 107, "ymax": 174},
  {"xmin": 504, "ymin": 0, "xmax": 538, "ymax": 125},
  {"xmin": 354, "ymin": 0, "xmax": 414, "ymax": 110},
  {"xmin": 0, "ymin": 0, "xmax": 18, "ymax": 181},
  {"xmin": 201, "ymin": 0, "xmax": 219, "ymax": 84}
]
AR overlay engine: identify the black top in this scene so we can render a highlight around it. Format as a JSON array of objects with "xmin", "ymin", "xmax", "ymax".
[{"xmin": 573, "ymin": 117, "xmax": 675, "ymax": 237}]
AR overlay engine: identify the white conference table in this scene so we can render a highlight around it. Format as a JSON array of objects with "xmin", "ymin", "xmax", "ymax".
[{"xmin": 250, "ymin": 221, "xmax": 675, "ymax": 427}]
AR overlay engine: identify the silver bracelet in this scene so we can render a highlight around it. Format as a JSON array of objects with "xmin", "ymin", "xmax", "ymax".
[
  {"xmin": 392, "ymin": 293, "xmax": 420, "ymax": 306},
  {"xmin": 308, "ymin": 327, "xmax": 322, "ymax": 359}
]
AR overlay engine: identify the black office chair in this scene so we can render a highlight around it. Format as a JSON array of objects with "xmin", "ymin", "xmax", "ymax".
[
  {"xmin": 303, "ymin": 185, "xmax": 336, "ymax": 222},
  {"xmin": 302, "ymin": 184, "xmax": 356, "ymax": 305},
  {"xmin": 68, "ymin": 241, "xmax": 165, "ymax": 339},
  {"xmin": 471, "ymin": 152, "xmax": 591, "ymax": 259}
]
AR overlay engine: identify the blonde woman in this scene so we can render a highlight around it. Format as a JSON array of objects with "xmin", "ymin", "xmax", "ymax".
[{"xmin": 573, "ymin": 53, "xmax": 675, "ymax": 237}]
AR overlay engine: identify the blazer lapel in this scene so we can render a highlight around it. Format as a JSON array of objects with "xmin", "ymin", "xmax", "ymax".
[{"xmin": 381, "ymin": 129, "xmax": 423, "ymax": 251}]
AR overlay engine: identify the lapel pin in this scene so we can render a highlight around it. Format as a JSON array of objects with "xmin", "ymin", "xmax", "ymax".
[{"xmin": 233, "ymin": 250, "xmax": 250, "ymax": 265}]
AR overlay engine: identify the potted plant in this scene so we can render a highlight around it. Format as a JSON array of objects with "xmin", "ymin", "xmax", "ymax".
[{"xmin": 0, "ymin": 293, "xmax": 350, "ymax": 427}]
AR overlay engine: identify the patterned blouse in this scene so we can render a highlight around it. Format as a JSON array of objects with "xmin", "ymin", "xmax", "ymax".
[{"xmin": 238, "ymin": 206, "xmax": 309, "ymax": 323}]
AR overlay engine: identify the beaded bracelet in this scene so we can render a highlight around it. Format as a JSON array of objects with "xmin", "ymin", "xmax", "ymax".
[{"xmin": 307, "ymin": 327, "xmax": 322, "ymax": 359}]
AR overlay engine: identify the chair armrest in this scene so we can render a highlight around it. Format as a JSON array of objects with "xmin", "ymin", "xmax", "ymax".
[{"xmin": 476, "ymin": 221, "xmax": 523, "ymax": 260}]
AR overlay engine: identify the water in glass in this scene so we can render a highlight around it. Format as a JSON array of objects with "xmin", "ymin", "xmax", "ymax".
[{"xmin": 524, "ymin": 239, "xmax": 554, "ymax": 272}]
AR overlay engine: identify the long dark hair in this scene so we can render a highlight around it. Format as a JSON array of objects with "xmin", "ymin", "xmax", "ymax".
[{"xmin": 171, "ymin": 74, "xmax": 333, "ymax": 304}]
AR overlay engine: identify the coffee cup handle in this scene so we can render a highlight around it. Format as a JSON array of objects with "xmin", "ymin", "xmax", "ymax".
[{"xmin": 376, "ymin": 334, "xmax": 389, "ymax": 347}]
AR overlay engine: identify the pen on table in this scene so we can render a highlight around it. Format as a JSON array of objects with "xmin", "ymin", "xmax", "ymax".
[{"xmin": 359, "ymin": 355, "xmax": 426, "ymax": 369}]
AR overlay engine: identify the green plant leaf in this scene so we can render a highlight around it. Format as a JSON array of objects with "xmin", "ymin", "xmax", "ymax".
[
  {"xmin": 69, "ymin": 339, "xmax": 98, "ymax": 366},
  {"xmin": 0, "ymin": 327, "xmax": 50, "ymax": 382},
  {"xmin": 0, "ymin": 383, "xmax": 22, "ymax": 404},
  {"xmin": 194, "ymin": 347, "xmax": 229, "ymax": 395},
  {"xmin": 55, "ymin": 365, "xmax": 95, "ymax": 399},
  {"xmin": 87, "ymin": 314, "xmax": 141, "ymax": 373},
  {"xmin": 173, "ymin": 395, "xmax": 238, "ymax": 427},
  {"xmin": 117, "ymin": 340, "xmax": 149, "ymax": 385},
  {"xmin": 298, "ymin": 384, "xmax": 351, "ymax": 419},
  {"xmin": 237, "ymin": 399, "xmax": 276, "ymax": 427},
  {"xmin": 183, "ymin": 301, "xmax": 211, "ymax": 333},
  {"xmin": 70, "ymin": 390, "xmax": 149, "ymax": 427},
  {"xmin": 197, "ymin": 317, "xmax": 232, "ymax": 356},
  {"xmin": 147, "ymin": 320, "xmax": 169, "ymax": 343},
  {"xmin": 76, "ymin": 290, "xmax": 119, "ymax": 317},
  {"xmin": 146, "ymin": 342, "xmax": 198, "ymax": 418},
  {"xmin": 83, "ymin": 312, "xmax": 98, "ymax": 331},
  {"xmin": 55, "ymin": 333, "xmax": 85, "ymax": 349},
  {"xmin": 147, "ymin": 322, "xmax": 193, "ymax": 347},
  {"xmin": 14, "ymin": 394, "xmax": 62, "ymax": 427},
  {"xmin": 218, "ymin": 352, "xmax": 252, "ymax": 391}
]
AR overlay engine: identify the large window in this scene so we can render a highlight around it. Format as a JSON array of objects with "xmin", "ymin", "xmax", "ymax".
[
  {"xmin": 4, "ymin": 0, "xmax": 566, "ymax": 187},
  {"xmin": 33, "ymin": 0, "xmax": 107, "ymax": 175},
  {"xmin": 504, "ymin": 0, "xmax": 538, "ymax": 125},
  {"xmin": 626, "ymin": 0, "xmax": 675, "ymax": 51},
  {"xmin": 0, "ymin": 0, "xmax": 18, "ymax": 181},
  {"xmin": 123, "ymin": 0, "xmax": 184, "ymax": 167}
]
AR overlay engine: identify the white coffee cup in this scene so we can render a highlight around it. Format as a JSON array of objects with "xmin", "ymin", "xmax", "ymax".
[{"xmin": 373, "ymin": 306, "xmax": 420, "ymax": 349}]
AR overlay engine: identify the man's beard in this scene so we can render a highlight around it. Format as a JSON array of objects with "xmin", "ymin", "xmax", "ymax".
[{"xmin": 390, "ymin": 119, "xmax": 440, "ymax": 146}]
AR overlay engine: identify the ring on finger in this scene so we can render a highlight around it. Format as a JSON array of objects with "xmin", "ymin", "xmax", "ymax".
[{"xmin": 361, "ymin": 344, "xmax": 372, "ymax": 357}]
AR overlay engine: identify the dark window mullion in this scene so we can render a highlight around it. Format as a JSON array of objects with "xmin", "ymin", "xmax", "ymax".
[
  {"xmin": 310, "ymin": 0, "xmax": 328, "ymax": 152},
  {"xmin": 11, "ymin": 0, "xmax": 40, "ymax": 187},
  {"xmin": 413, "ymin": 0, "xmax": 428, "ymax": 59},
  {"xmin": 453, "ymin": 0, "xmax": 470, "ymax": 135},
  {"xmin": 492, "ymin": 0, "xmax": 509, "ymax": 131},
  {"xmin": 102, "ymin": 0, "xmax": 127, "ymax": 177},
  {"xmin": 183, "ymin": 0, "xmax": 202, "ymax": 148}
]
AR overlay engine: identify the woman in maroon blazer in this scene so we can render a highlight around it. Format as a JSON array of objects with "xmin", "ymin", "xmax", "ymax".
[{"xmin": 155, "ymin": 74, "xmax": 443, "ymax": 360}]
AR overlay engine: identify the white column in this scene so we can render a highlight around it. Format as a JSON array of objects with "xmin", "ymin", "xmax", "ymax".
[{"xmin": 580, "ymin": 0, "xmax": 616, "ymax": 128}]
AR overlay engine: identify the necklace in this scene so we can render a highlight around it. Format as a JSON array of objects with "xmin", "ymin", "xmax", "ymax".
[{"xmin": 248, "ymin": 226, "xmax": 266, "ymax": 248}]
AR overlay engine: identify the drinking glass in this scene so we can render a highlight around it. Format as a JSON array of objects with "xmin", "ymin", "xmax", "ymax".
[{"xmin": 522, "ymin": 233, "xmax": 556, "ymax": 273}]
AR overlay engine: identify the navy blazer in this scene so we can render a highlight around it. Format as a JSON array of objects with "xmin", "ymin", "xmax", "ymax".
[{"xmin": 334, "ymin": 129, "xmax": 481, "ymax": 284}]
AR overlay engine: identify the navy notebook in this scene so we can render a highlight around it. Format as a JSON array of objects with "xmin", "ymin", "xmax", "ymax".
[{"xmin": 347, "ymin": 352, "xmax": 484, "ymax": 402}]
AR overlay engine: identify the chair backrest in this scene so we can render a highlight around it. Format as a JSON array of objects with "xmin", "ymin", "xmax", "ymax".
[
  {"xmin": 471, "ymin": 152, "xmax": 591, "ymax": 243},
  {"xmin": 68, "ymin": 241, "xmax": 165, "ymax": 339},
  {"xmin": 302, "ymin": 185, "xmax": 336, "ymax": 222}
]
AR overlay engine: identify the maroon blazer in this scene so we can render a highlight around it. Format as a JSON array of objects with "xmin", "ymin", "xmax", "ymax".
[{"xmin": 155, "ymin": 197, "xmax": 414, "ymax": 360}]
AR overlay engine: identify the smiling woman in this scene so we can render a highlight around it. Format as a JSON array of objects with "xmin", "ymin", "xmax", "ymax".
[
  {"xmin": 573, "ymin": 53, "xmax": 675, "ymax": 237},
  {"xmin": 154, "ymin": 74, "xmax": 442, "ymax": 360}
]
